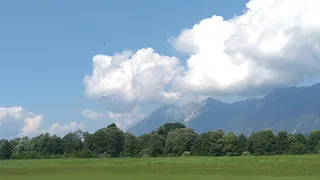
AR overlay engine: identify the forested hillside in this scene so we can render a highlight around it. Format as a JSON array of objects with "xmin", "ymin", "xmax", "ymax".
[{"xmin": 0, "ymin": 123, "xmax": 320, "ymax": 160}]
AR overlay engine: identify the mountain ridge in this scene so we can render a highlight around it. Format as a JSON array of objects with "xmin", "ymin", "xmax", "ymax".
[{"xmin": 127, "ymin": 83, "xmax": 320, "ymax": 135}]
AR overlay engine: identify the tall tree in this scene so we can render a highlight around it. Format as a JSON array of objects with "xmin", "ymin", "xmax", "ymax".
[
  {"xmin": 124, "ymin": 133, "xmax": 141, "ymax": 157},
  {"xmin": 192, "ymin": 130, "xmax": 225, "ymax": 156},
  {"xmin": 0, "ymin": 140, "xmax": 14, "ymax": 159},
  {"xmin": 275, "ymin": 131, "xmax": 290, "ymax": 155},
  {"xmin": 164, "ymin": 128, "xmax": 197, "ymax": 156},
  {"xmin": 307, "ymin": 130, "xmax": 320, "ymax": 154},
  {"xmin": 247, "ymin": 130, "xmax": 276, "ymax": 155}
]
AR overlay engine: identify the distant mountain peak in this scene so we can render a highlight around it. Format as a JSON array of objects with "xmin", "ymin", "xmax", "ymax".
[
  {"xmin": 201, "ymin": 97, "xmax": 227, "ymax": 106},
  {"xmin": 127, "ymin": 82, "xmax": 320, "ymax": 136}
]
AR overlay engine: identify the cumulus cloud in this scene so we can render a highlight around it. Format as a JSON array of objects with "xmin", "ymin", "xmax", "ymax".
[
  {"xmin": 0, "ymin": 106, "xmax": 84, "ymax": 138},
  {"xmin": 81, "ymin": 107, "xmax": 145, "ymax": 131},
  {"xmin": 0, "ymin": 107, "xmax": 44, "ymax": 137},
  {"xmin": 81, "ymin": 109, "xmax": 103, "ymax": 120},
  {"xmin": 84, "ymin": 0, "xmax": 320, "ymax": 104},
  {"xmin": 48, "ymin": 122, "xmax": 84, "ymax": 136},
  {"xmin": 172, "ymin": 0, "xmax": 320, "ymax": 95},
  {"xmin": 84, "ymin": 48, "xmax": 183, "ymax": 103}
]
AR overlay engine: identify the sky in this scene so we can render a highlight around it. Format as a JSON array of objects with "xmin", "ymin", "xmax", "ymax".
[{"xmin": 1, "ymin": 0, "xmax": 320, "ymax": 139}]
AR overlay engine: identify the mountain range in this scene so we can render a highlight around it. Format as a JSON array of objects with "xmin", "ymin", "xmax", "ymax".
[{"xmin": 127, "ymin": 83, "xmax": 320, "ymax": 135}]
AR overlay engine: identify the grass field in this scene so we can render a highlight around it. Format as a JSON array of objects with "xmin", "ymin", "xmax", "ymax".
[{"xmin": 0, "ymin": 155, "xmax": 319, "ymax": 180}]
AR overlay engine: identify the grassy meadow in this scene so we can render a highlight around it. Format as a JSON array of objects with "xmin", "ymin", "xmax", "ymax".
[{"xmin": 0, "ymin": 155, "xmax": 319, "ymax": 180}]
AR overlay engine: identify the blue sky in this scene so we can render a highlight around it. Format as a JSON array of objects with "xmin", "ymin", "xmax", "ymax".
[{"xmin": 1, "ymin": 0, "xmax": 320, "ymax": 138}]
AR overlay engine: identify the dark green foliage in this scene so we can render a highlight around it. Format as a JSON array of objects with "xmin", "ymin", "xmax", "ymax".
[
  {"xmin": 0, "ymin": 140, "xmax": 14, "ymax": 159},
  {"xmin": 78, "ymin": 149, "xmax": 93, "ymax": 158},
  {"xmin": 275, "ymin": 131, "xmax": 290, "ymax": 154},
  {"xmin": 307, "ymin": 130, "xmax": 320, "ymax": 154},
  {"xmin": 0, "ymin": 123, "xmax": 320, "ymax": 160},
  {"xmin": 149, "ymin": 134, "xmax": 165, "ymax": 157},
  {"xmin": 84, "ymin": 125, "xmax": 125, "ymax": 157},
  {"xmin": 163, "ymin": 123, "xmax": 186, "ymax": 132},
  {"xmin": 247, "ymin": 130, "xmax": 276, "ymax": 155},
  {"xmin": 192, "ymin": 130, "xmax": 225, "ymax": 156},
  {"xmin": 124, "ymin": 133, "xmax": 141, "ymax": 157},
  {"xmin": 164, "ymin": 128, "xmax": 197, "ymax": 156},
  {"xmin": 289, "ymin": 143, "xmax": 308, "ymax": 155}
]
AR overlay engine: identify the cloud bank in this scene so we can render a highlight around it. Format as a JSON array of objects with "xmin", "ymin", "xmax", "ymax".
[
  {"xmin": 85, "ymin": 0, "xmax": 320, "ymax": 105},
  {"xmin": 83, "ymin": 0, "xmax": 320, "ymax": 129},
  {"xmin": 81, "ymin": 107, "xmax": 145, "ymax": 131},
  {"xmin": 0, "ymin": 106, "xmax": 83, "ymax": 138}
]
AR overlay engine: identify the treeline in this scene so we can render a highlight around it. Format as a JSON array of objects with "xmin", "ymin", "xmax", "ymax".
[{"xmin": 0, "ymin": 123, "xmax": 320, "ymax": 160}]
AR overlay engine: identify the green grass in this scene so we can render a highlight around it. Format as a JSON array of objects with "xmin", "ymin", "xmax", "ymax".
[{"xmin": 0, "ymin": 155, "xmax": 319, "ymax": 180}]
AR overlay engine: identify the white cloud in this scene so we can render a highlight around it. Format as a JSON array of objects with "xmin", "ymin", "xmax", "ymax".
[
  {"xmin": 172, "ymin": 0, "xmax": 320, "ymax": 96},
  {"xmin": 0, "ymin": 106, "xmax": 85, "ymax": 138},
  {"xmin": 85, "ymin": 0, "xmax": 320, "ymax": 104},
  {"xmin": 81, "ymin": 107, "xmax": 145, "ymax": 131},
  {"xmin": 84, "ymin": 48, "xmax": 183, "ymax": 103},
  {"xmin": 0, "ymin": 107, "xmax": 44, "ymax": 137},
  {"xmin": 21, "ymin": 115, "xmax": 44, "ymax": 136},
  {"xmin": 48, "ymin": 122, "xmax": 84, "ymax": 136},
  {"xmin": 81, "ymin": 109, "xmax": 103, "ymax": 120}
]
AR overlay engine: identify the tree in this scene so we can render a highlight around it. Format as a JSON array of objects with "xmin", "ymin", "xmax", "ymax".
[
  {"xmin": 223, "ymin": 132, "xmax": 238, "ymax": 156},
  {"xmin": 149, "ymin": 134, "xmax": 165, "ymax": 157},
  {"xmin": 107, "ymin": 123, "xmax": 118, "ymax": 129},
  {"xmin": 307, "ymin": 130, "xmax": 320, "ymax": 154},
  {"xmin": 247, "ymin": 130, "xmax": 276, "ymax": 156},
  {"xmin": 235, "ymin": 134, "xmax": 247, "ymax": 155},
  {"xmin": 164, "ymin": 128, "xmax": 197, "ymax": 156},
  {"xmin": 275, "ymin": 131, "xmax": 290, "ymax": 155},
  {"xmin": 163, "ymin": 123, "xmax": 186, "ymax": 132},
  {"xmin": 62, "ymin": 132, "xmax": 83, "ymax": 155},
  {"xmin": 289, "ymin": 143, "xmax": 308, "ymax": 155},
  {"xmin": 85, "ymin": 126, "xmax": 125, "ymax": 157},
  {"xmin": 192, "ymin": 130, "xmax": 225, "ymax": 156},
  {"xmin": 124, "ymin": 133, "xmax": 141, "ymax": 157},
  {"xmin": 0, "ymin": 140, "xmax": 14, "ymax": 159}
]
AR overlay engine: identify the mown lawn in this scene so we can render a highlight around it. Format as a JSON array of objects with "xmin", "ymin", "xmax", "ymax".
[{"xmin": 0, "ymin": 155, "xmax": 319, "ymax": 180}]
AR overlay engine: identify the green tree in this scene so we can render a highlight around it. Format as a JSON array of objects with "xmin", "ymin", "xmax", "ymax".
[
  {"xmin": 275, "ymin": 131, "xmax": 290, "ymax": 155},
  {"xmin": 235, "ymin": 134, "xmax": 247, "ymax": 155},
  {"xmin": 0, "ymin": 140, "xmax": 14, "ymax": 159},
  {"xmin": 223, "ymin": 132, "xmax": 238, "ymax": 156},
  {"xmin": 149, "ymin": 134, "xmax": 165, "ymax": 157},
  {"xmin": 85, "ymin": 124, "xmax": 125, "ymax": 157},
  {"xmin": 289, "ymin": 143, "xmax": 308, "ymax": 155},
  {"xmin": 164, "ymin": 128, "xmax": 197, "ymax": 156},
  {"xmin": 247, "ymin": 129, "xmax": 276, "ymax": 156},
  {"xmin": 307, "ymin": 130, "xmax": 320, "ymax": 154},
  {"xmin": 192, "ymin": 130, "xmax": 225, "ymax": 156},
  {"xmin": 124, "ymin": 133, "xmax": 141, "ymax": 157},
  {"xmin": 62, "ymin": 132, "xmax": 83, "ymax": 155}
]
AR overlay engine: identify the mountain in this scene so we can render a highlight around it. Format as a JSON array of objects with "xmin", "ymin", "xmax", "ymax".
[{"xmin": 127, "ymin": 83, "xmax": 320, "ymax": 135}]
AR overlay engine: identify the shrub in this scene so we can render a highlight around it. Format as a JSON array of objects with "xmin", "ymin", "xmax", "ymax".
[
  {"xmin": 78, "ymin": 149, "xmax": 93, "ymax": 158},
  {"xmin": 181, "ymin": 151, "xmax": 191, "ymax": 157},
  {"xmin": 139, "ymin": 148, "xmax": 150, "ymax": 158},
  {"xmin": 11, "ymin": 154, "xmax": 24, "ymax": 159},
  {"xmin": 242, "ymin": 151, "xmax": 251, "ymax": 156},
  {"xmin": 142, "ymin": 154, "xmax": 149, "ymax": 158}
]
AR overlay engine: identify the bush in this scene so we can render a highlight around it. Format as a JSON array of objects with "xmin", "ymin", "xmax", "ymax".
[
  {"xmin": 181, "ymin": 151, "xmax": 191, "ymax": 157},
  {"xmin": 142, "ymin": 154, "xmax": 149, "ymax": 158},
  {"xmin": 242, "ymin": 151, "xmax": 251, "ymax": 156},
  {"xmin": 11, "ymin": 154, "xmax": 24, "ymax": 159},
  {"xmin": 139, "ymin": 148, "xmax": 150, "ymax": 158},
  {"xmin": 78, "ymin": 149, "xmax": 93, "ymax": 158}
]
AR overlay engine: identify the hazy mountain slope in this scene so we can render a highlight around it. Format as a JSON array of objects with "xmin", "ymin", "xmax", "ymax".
[{"xmin": 127, "ymin": 83, "xmax": 320, "ymax": 135}]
